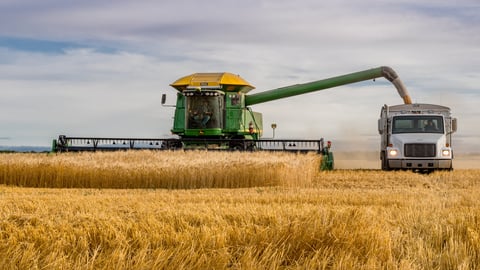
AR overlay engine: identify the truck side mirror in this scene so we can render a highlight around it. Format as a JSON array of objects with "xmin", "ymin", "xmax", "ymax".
[
  {"xmin": 452, "ymin": 118, "xmax": 457, "ymax": 133},
  {"xmin": 378, "ymin": 119, "xmax": 384, "ymax": 134},
  {"xmin": 161, "ymin": 94, "xmax": 167, "ymax": 105}
]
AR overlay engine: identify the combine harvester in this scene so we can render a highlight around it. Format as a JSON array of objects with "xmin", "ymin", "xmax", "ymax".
[{"xmin": 53, "ymin": 66, "xmax": 412, "ymax": 171}]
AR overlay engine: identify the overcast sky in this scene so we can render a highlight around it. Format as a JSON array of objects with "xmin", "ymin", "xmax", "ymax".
[{"xmin": 1, "ymin": 0, "xmax": 479, "ymax": 152}]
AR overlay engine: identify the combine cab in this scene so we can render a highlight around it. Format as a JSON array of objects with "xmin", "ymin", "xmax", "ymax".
[{"xmin": 168, "ymin": 72, "xmax": 261, "ymax": 145}]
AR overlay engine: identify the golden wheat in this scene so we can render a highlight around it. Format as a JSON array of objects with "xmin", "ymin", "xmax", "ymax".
[
  {"xmin": 0, "ymin": 151, "xmax": 320, "ymax": 189},
  {"xmin": 1, "ymin": 152, "xmax": 480, "ymax": 269},
  {"xmin": 1, "ymin": 172, "xmax": 480, "ymax": 269}
]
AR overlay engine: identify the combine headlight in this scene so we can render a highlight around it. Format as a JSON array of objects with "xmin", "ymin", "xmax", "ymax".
[
  {"xmin": 442, "ymin": 149, "xmax": 451, "ymax": 157},
  {"xmin": 388, "ymin": 149, "xmax": 398, "ymax": 157}
]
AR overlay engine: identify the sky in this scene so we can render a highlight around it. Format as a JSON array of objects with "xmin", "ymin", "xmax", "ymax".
[{"xmin": 1, "ymin": 0, "xmax": 479, "ymax": 152}]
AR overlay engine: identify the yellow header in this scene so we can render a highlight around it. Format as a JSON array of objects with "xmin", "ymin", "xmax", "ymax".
[{"xmin": 170, "ymin": 72, "xmax": 255, "ymax": 93}]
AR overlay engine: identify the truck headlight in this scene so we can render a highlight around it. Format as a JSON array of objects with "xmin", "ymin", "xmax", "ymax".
[
  {"xmin": 442, "ymin": 149, "xmax": 451, "ymax": 157},
  {"xmin": 388, "ymin": 149, "xmax": 398, "ymax": 157}
]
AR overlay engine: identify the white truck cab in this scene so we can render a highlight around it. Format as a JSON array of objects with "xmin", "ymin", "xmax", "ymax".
[{"xmin": 378, "ymin": 103, "xmax": 457, "ymax": 171}]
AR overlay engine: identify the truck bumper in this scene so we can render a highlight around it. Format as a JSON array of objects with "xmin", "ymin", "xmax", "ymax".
[{"xmin": 388, "ymin": 159, "xmax": 452, "ymax": 170}]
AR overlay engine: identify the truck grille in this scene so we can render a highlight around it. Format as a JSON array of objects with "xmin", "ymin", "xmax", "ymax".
[{"xmin": 404, "ymin": 144, "xmax": 436, "ymax": 157}]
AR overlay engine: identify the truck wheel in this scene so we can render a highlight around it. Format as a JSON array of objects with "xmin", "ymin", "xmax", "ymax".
[{"xmin": 381, "ymin": 152, "xmax": 390, "ymax": 171}]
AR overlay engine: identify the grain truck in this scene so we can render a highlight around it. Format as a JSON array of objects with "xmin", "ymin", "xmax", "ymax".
[{"xmin": 378, "ymin": 103, "xmax": 457, "ymax": 171}]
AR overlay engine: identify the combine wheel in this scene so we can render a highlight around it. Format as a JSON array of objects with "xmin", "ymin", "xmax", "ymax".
[
  {"xmin": 229, "ymin": 141, "xmax": 245, "ymax": 151},
  {"xmin": 229, "ymin": 136, "xmax": 247, "ymax": 151},
  {"xmin": 229, "ymin": 139, "xmax": 257, "ymax": 151},
  {"xmin": 162, "ymin": 140, "xmax": 183, "ymax": 150},
  {"xmin": 245, "ymin": 141, "xmax": 257, "ymax": 151}
]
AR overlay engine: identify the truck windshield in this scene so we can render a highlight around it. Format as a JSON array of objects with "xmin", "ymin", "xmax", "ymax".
[
  {"xmin": 392, "ymin": 116, "xmax": 444, "ymax": 134},
  {"xmin": 186, "ymin": 93, "xmax": 224, "ymax": 129}
]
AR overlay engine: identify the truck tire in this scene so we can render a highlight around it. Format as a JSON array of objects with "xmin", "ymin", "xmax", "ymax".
[{"xmin": 381, "ymin": 152, "xmax": 390, "ymax": 171}]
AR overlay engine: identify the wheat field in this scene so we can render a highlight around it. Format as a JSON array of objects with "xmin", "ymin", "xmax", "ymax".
[{"xmin": 1, "ymin": 151, "xmax": 480, "ymax": 269}]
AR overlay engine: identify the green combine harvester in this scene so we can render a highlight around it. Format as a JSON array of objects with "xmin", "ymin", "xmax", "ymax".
[{"xmin": 53, "ymin": 66, "xmax": 412, "ymax": 171}]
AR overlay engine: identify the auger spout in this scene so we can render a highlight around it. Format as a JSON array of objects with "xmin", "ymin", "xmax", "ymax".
[
  {"xmin": 380, "ymin": 66, "xmax": 412, "ymax": 104},
  {"xmin": 245, "ymin": 66, "xmax": 412, "ymax": 106}
]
